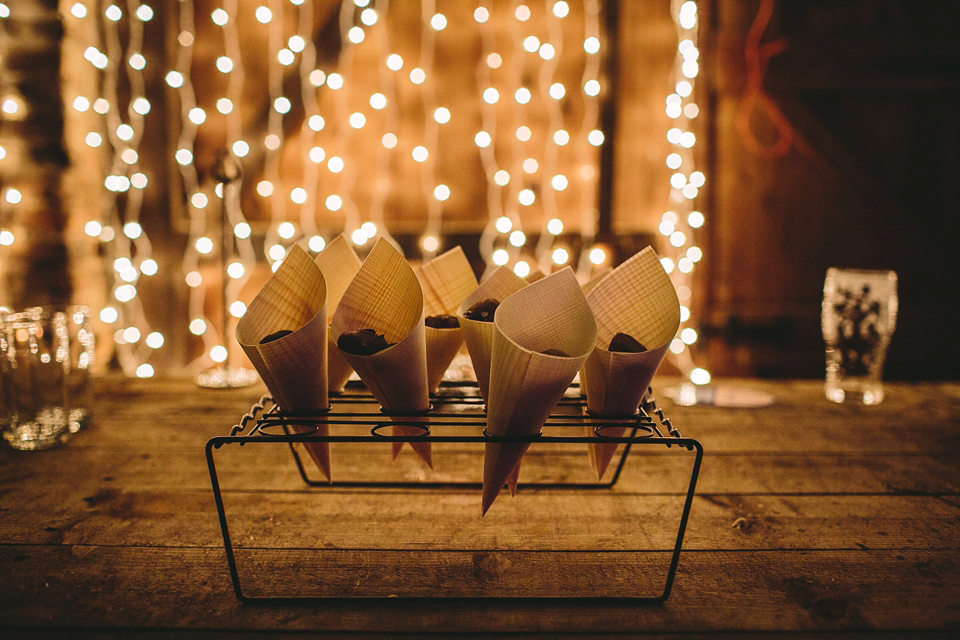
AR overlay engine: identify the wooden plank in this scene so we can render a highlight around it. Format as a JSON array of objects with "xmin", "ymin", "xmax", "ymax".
[{"xmin": 0, "ymin": 547, "xmax": 958, "ymax": 633}]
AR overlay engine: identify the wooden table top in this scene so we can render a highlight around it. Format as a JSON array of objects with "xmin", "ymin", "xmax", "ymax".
[{"xmin": 1, "ymin": 374, "xmax": 958, "ymax": 637}]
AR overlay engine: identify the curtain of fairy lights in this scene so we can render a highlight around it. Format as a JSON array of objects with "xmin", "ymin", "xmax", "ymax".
[
  {"xmin": 62, "ymin": 1, "xmax": 163, "ymax": 378},
  {"xmin": 662, "ymin": 0, "xmax": 709, "ymax": 384}
]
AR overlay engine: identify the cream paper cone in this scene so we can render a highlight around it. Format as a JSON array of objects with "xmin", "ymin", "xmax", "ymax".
[
  {"xmin": 456, "ymin": 266, "xmax": 528, "ymax": 404},
  {"xmin": 582, "ymin": 246, "xmax": 680, "ymax": 479},
  {"xmin": 418, "ymin": 246, "xmax": 479, "ymax": 392},
  {"xmin": 236, "ymin": 244, "xmax": 332, "ymax": 481},
  {"xmin": 482, "ymin": 267, "xmax": 598, "ymax": 515},
  {"xmin": 314, "ymin": 235, "xmax": 363, "ymax": 393},
  {"xmin": 330, "ymin": 238, "xmax": 432, "ymax": 467}
]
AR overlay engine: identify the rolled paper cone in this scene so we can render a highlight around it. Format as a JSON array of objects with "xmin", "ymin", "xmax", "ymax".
[
  {"xmin": 482, "ymin": 267, "xmax": 598, "ymax": 515},
  {"xmin": 582, "ymin": 246, "xmax": 680, "ymax": 479},
  {"xmin": 418, "ymin": 246, "xmax": 479, "ymax": 317},
  {"xmin": 236, "ymin": 244, "xmax": 331, "ymax": 481},
  {"xmin": 456, "ymin": 266, "xmax": 527, "ymax": 404},
  {"xmin": 425, "ymin": 326, "xmax": 464, "ymax": 392},
  {"xmin": 315, "ymin": 235, "xmax": 363, "ymax": 393},
  {"xmin": 418, "ymin": 246, "xmax": 478, "ymax": 393},
  {"xmin": 331, "ymin": 238, "xmax": 432, "ymax": 467}
]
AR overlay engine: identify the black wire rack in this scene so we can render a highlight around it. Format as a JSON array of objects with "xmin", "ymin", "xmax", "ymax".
[{"xmin": 206, "ymin": 381, "xmax": 702, "ymax": 604}]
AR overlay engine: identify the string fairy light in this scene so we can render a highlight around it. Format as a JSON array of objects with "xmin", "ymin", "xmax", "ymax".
[{"xmin": 662, "ymin": 0, "xmax": 710, "ymax": 385}]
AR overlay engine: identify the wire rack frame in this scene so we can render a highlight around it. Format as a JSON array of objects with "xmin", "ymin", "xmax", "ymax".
[{"xmin": 206, "ymin": 382, "xmax": 703, "ymax": 604}]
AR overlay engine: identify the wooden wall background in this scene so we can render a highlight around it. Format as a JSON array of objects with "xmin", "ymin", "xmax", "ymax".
[{"xmin": 2, "ymin": 0, "xmax": 957, "ymax": 380}]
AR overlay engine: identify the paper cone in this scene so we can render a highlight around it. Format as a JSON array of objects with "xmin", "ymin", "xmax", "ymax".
[
  {"xmin": 236, "ymin": 244, "xmax": 331, "ymax": 481},
  {"xmin": 582, "ymin": 246, "xmax": 680, "ymax": 479},
  {"xmin": 482, "ymin": 267, "xmax": 598, "ymax": 515},
  {"xmin": 507, "ymin": 463, "xmax": 520, "ymax": 497},
  {"xmin": 315, "ymin": 235, "xmax": 363, "ymax": 392},
  {"xmin": 330, "ymin": 238, "xmax": 432, "ymax": 467},
  {"xmin": 456, "ymin": 267, "xmax": 528, "ymax": 404},
  {"xmin": 418, "ymin": 246, "xmax": 479, "ymax": 392}
]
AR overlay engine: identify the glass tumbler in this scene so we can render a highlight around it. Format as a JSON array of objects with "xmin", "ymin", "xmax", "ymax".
[
  {"xmin": 821, "ymin": 268, "xmax": 898, "ymax": 405},
  {"xmin": 1, "ymin": 312, "xmax": 71, "ymax": 450}
]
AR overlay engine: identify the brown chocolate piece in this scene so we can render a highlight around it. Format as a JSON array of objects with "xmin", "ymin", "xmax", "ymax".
[
  {"xmin": 260, "ymin": 329, "xmax": 293, "ymax": 344},
  {"xmin": 609, "ymin": 332, "xmax": 647, "ymax": 353},
  {"xmin": 337, "ymin": 328, "xmax": 393, "ymax": 356},
  {"xmin": 540, "ymin": 348, "xmax": 569, "ymax": 357},
  {"xmin": 463, "ymin": 298, "xmax": 499, "ymax": 322},
  {"xmin": 425, "ymin": 314, "xmax": 460, "ymax": 329}
]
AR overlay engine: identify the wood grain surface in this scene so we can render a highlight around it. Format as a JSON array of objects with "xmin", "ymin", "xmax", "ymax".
[{"xmin": 1, "ymin": 375, "xmax": 958, "ymax": 636}]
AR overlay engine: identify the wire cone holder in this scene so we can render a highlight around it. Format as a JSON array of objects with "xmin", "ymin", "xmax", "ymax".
[{"xmin": 207, "ymin": 381, "xmax": 702, "ymax": 603}]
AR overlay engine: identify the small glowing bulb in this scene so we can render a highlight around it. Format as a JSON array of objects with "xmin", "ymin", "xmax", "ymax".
[
  {"xmin": 486, "ymin": 53, "xmax": 502, "ymax": 69},
  {"xmin": 589, "ymin": 247, "xmax": 607, "ymax": 265},
  {"xmin": 195, "ymin": 237, "xmax": 214, "ymax": 254},
  {"xmin": 188, "ymin": 107, "xmax": 206, "ymax": 125},
  {"xmin": 116, "ymin": 124, "xmax": 134, "ymax": 141},
  {"xmin": 549, "ymin": 83, "xmax": 566, "ymax": 100},
  {"xmin": 93, "ymin": 98, "xmax": 110, "ymax": 114},
  {"xmin": 291, "ymin": 188, "xmax": 307, "ymax": 205},
  {"xmin": 584, "ymin": 79, "xmax": 601, "ymax": 96},
  {"xmin": 121, "ymin": 149, "xmax": 138, "ymax": 164},
  {"xmin": 421, "ymin": 235, "xmax": 439, "ymax": 252},
  {"xmin": 189, "ymin": 318, "xmax": 207, "ymax": 335},
  {"xmin": 308, "ymin": 236, "xmax": 326, "ymax": 252},
  {"xmin": 191, "ymin": 193, "xmax": 208, "ymax": 209},
  {"xmin": 85, "ymin": 221, "xmax": 103, "ymax": 237},
  {"xmin": 325, "ymin": 195, "xmax": 342, "ymax": 211},
  {"xmin": 0, "ymin": 230, "xmax": 14, "ymax": 246},
  {"xmin": 475, "ymin": 131, "xmax": 492, "ymax": 148},
  {"xmin": 670, "ymin": 231, "xmax": 687, "ymax": 247},
  {"xmin": 216, "ymin": 56, "xmax": 233, "ymax": 73},
  {"xmin": 553, "ymin": 1, "xmax": 570, "ymax": 18},
  {"xmin": 518, "ymin": 189, "xmax": 536, "ymax": 206},
  {"xmin": 288, "ymin": 35, "xmax": 305, "ymax": 52},
  {"xmin": 234, "ymin": 222, "xmax": 251, "ymax": 239},
  {"xmin": 229, "ymin": 301, "xmax": 247, "ymax": 318},
  {"xmin": 483, "ymin": 87, "xmax": 500, "ymax": 104},
  {"xmin": 381, "ymin": 133, "xmax": 398, "ymax": 149},
  {"xmin": 584, "ymin": 36, "xmax": 600, "ymax": 54},
  {"xmin": 136, "ymin": 364, "xmax": 155, "ymax": 378},
  {"xmin": 553, "ymin": 130, "xmax": 570, "ymax": 146},
  {"xmin": 211, "ymin": 8, "xmax": 228, "ymax": 25},
  {"xmin": 257, "ymin": 180, "xmax": 274, "ymax": 197},
  {"xmin": 146, "ymin": 332, "xmax": 164, "ymax": 349},
  {"xmin": 688, "ymin": 246, "xmax": 703, "ymax": 262},
  {"xmin": 348, "ymin": 26, "xmax": 364, "ymax": 44},
  {"xmin": 73, "ymin": 96, "xmax": 90, "ymax": 112},
  {"xmin": 523, "ymin": 158, "xmax": 539, "ymax": 174},
  {"xmin": 667, "ymin": 153, "xmax": 683, "ymax": 169},
  {"xmin": 176, "ymin": 148, "xmax": 193, "ymax": 165},
  {"xmin": 361, "ymin": 221, "xmax": 377, "ymax": 238},
  {"xmin": 434, "ymin": 107, "xmax": 450, "ymax": 124},
  {"xmin": 515, "ymin": 5, "xmax": 531, "ymax": 21},
  {"xmin": 349, "ymin": 112, "xmax": 366, "ymax": 128},
  {"xmin": 688, "ymin": 211, "xmax": 705, "ymax": 228},
  {"xmin": 114, "ymin": 284, "xmax": 137, "ymax": 302},
  {"xmin": 509, "ymin": 230, "xmax": 526, "ymax": 247},
  {"xmin": 85, "ymin": 132, "xmax": 102, "ymax": 148},
  {"xmin": 360, "ymin": 8, "xmax": 378, "ymax": 26},
  {"xmin": 100, "ymin": 307, "xmax": 119, "ymax": 324},
  {"xmin": 588, "ymin": 129, "xmax": 605, "ymax": 146},
  {"xmin": 255, "ymin": 6, "xmax": 272, "ymax": 23},
  {"xmin": 278, "ymin": 221, "xmax": 296, "ymax": 239},
  {"xmin": 552, "ymin": 248, "xmax": 569, "ymax": 265},
  {"xmin": 678, "ymin": 257, "xmax": 694, "ymax": 273},
  {"xmin": 351, "ymin": 229, "xmax": 368, "ymax": 245},
  {"xmin": 105, "ymin": 5, "xmax": 122, "ymax": 22},
  {"xmin": 308, "ymin": 115, "xmax": 326, "ymax": 132},
  {"xmin": 274, "ymin": 97, "xmax": 292, "ymax": 114},
  {"xmin": 217, "ymin": 98, "xmax": 233, "ymax": 114},
  {"xmin": 140, "ymin": 259, "xmax": 158, "ymax": 276},
  {"xmin": 547, "ymin": 218, "xmax": 564, "ymax": 235},
  {"xmin": 515, "ymin": 87, "xmax": 532, "ymax": 104},
  {"xmin": 691, "ymin": 368, "xmax": 711, "ymax": 385},
  {"xmin": 4, "ymin": 188, "xmax": 22, "ymax": 204},
  {"xmin": 494, "ymin": 170, "xmax": 510, "ymax": 186},
  {"xmin": 474, "ymin": 7, "xmax": 489, "ymax": 23},
  {"xmin": 268, "ymin": 244, "xmax": 286, "ymax": 261},
  {"xmin": 434, "ymin": 184, "xmax": 451, "ymax": 201},
  {"xmin": 123, "ymin": 222, "xmax": 142, "ymax": 239},
  {"xmin": 523, "ymin": 36, "xmax": 540, "ymax": 53},
  {"xmin": 539, "ymin": 43, "xmax": 556, "ymax": 60},
  {"xmin": 232, "ymin": 140, "xmax": 250, "ymax": 157},
  {"xmin": 129, "ymin": 54, "xmax": 146, "ymax": 70},
  {"xmin": 492, "ymin": 249, "xmax": 509, "ymax": 265},
  {"xmin": 309, "ymin": 146, "xmax": 325, "ymax": 163},
  {"xmin": 495, "ymin": 216, "xmax": 513, "ymax": 233},
  {"xmin": 410, "ymin": 68, "xmax": 426, "ymax": 84},
  {"xmin": 681, "ymin": 327, "xmax": 698, "ymax": 345},
  {"xmin": 386, "ymin": 54, "xmax": 403, "ymax": 71},
  {"xmin": 327, "ymin": 73, "xmax": 344, "ymax": 90},
  {"xmin": 70, "ymin": 3, "xmax": 87, "ymax": 19},
  {"xmin": 327, "ymin": 156, "xmax": 345, "ymax": 173},
  {"xmin": 431, "ymin": 13, "xmax": 447, "ymax": 30},
  {"xmin": 309, "ymin": 69, "xmax": 327, "ymax": 86},
  {"xmin": 680, "ymin": 306, "xmax": 691, "ymax": 322},
  {"xmin": 370, "ymin": 93, "xmax": 387, "ymax": 110},
  {"xmin": 513, "ymin": 261, "xmax": 531, "ymax": 278},
  {"xmin": 210, "ymin": 346, "xmax": 228, "ymax": 363},
  {"xmin": 551, "ymin": 174, "xmax": 568, "ymax": 191},
  {"xmin": 516, "ymin": 125, "xmax": 531, "ymax": 141},
  {"xmin": 277, "ymin": 49, "xmax": 295, "ymax": 66}
]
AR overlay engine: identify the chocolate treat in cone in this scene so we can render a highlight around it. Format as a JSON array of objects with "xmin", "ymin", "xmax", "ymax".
[
  {"xmin": 457, "ymin": 267, "xmax": 528, "ymax": 404},
  {"xmin": 331, "ymin": 238, "xmax": 432, "ymax": 467},
  {"xmin": 581, "ymin": 246, "xmax": 680, "ymax": 479},
  {"xmin": 236, "ymin": 244, "xmax": 332, "ymax": 481},
  {"xmin": 417, "ymin": 246, "xmax": 478, "ymax": 392},
  {"xmin": 482, "ymin": 267, "xmax": 597, "ymax": 515},
  {"xmin": 314, "ymin": 235, "xmax": 363, "ymax": 393}
]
